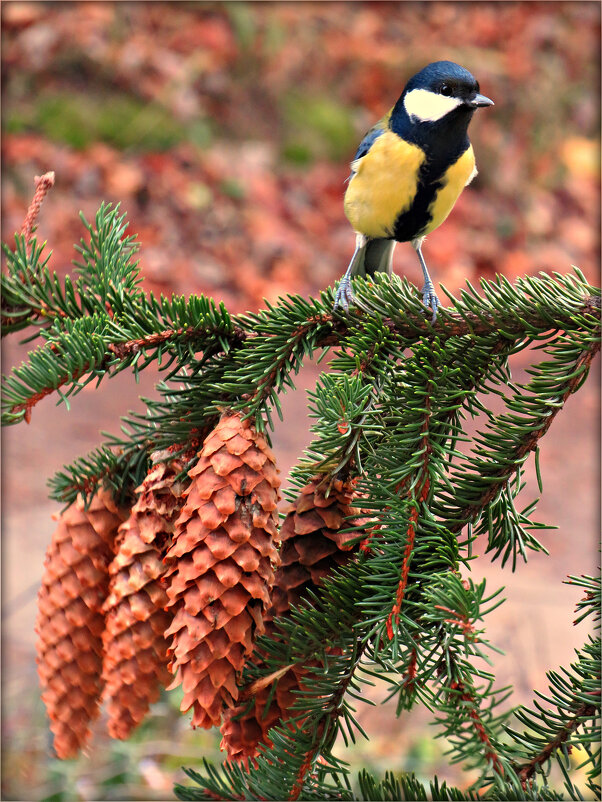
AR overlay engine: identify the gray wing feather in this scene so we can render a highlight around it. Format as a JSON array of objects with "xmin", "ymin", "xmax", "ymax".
[{"xmin": 347, "ymin": 119, "xmax": 388, "ymax": 180}]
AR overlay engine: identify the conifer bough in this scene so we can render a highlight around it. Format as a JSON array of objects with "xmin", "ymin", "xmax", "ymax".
[{"xmin": 3, "ymin": 183, "xmax": 600, "ymax": 799}]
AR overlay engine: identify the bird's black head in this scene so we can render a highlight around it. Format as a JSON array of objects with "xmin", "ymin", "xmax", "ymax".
[
  {"xmin": 389, "ymin": 61, "xmax": 493, "ymax": 157},
  {"xmin": 399, "ymin": 61, "xmax": 493, "ymax": 125}
]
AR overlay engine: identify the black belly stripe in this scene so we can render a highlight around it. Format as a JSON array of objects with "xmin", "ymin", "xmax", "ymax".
[
  {"xmin": 392, "ymin": 168, "xmax": 444, "ymax": 242},
  {"xmin": 388, "ymin": 115, "xmax": 471, "ymax": 244}
]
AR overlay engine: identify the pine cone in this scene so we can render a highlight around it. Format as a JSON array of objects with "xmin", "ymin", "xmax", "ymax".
[
  {"xmin": 36, "ymin": 489, "xmax": 125, "ymax": 759},
  {"xmin": 270, "ymin": 476, "xmax": 362, "ymax": 617},
  {"xmin": 221, "ymin": 476, "xmax": 365, "ymax": 762},
  {"xmin": 102, "ymin": 457, "xmax": 187, "ymax": 740},
  {"xmin": 164, "ymin": 412, "xmax": 281, "ymax": 729}
]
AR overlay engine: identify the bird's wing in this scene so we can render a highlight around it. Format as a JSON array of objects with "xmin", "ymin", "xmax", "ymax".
[{"xmin": 348, "ymin": 110, "xmax": 392, "ymax": 179}]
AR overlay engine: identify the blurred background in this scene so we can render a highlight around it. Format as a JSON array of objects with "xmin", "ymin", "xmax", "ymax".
[{"xmin": 2, "ymin": 2, "xmax": 600, "ymax": 799}]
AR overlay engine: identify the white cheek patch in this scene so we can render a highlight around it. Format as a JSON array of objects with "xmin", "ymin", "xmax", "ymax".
[{"xmin": 403, "ymin": 88, "xmax": 463, "ymax": 122}]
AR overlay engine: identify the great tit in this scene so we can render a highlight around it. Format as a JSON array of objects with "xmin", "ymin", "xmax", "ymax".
[{"xmin": 335, "ymin": 60, "xmax": 493, "ymax": 321}]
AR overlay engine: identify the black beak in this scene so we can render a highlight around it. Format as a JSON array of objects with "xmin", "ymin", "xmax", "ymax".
[{"xmin": 468, "ymin": 93, "xmax": 494, "ymax": 109}]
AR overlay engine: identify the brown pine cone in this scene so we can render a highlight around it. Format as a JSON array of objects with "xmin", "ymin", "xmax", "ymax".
[
  {"xmin": 164, "ymin": 412, "xmax": 281, "ymax": 729},
  {"xmin": 102, "ymin": 457, "xmax": 187, "ymax": 740},
  {"xmin": 35, "ymin": 488, "xmax": 125, "ymax": 759},
  {"xmin": 270, "ymin": 476, "xmax": 362, "ymax": 617},
  {"xmin": 221, "ymin": 476, "xmax": 365, "ymax": 762},
  {"xmin": 221, "ymin": 662, "xmax": 311, "ymax": 762}
]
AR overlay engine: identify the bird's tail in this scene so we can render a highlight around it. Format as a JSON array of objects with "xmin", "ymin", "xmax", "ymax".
[{"xmin": 350, "ymin": 238, "xmax": 396, "ymax": 279}]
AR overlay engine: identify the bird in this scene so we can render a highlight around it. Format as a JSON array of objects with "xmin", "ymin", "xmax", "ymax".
[{"xmin": 334, "ymin": 60, "xmax": 493, "ymax": 321}]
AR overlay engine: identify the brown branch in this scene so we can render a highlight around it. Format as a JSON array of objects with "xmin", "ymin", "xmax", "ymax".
[
  {"xmin": 2, "ymin": 295, "xmax": 68, "ymax": 337},
  {"xmin": 386, "ymin": 477, "xmax": 429, "ymax": 639},
  {"xmin": 434, "ymin": 605, "xmax": 477, "ymax": 640},
  {"xmin": 241, "ymin": 294, "xmax": 600, "ymax": 416},
  {"xmin": 386, "ymin": 354, "xmax": 435, "ymax": 638},
  {"xmin": 250, "ymin": 318, "xmax": 322, "ymax": 408},
  {"xmin": 288, "ymin": 639, "xmax": 368, "ymax": 800},
  {"xmin": 12, "ymin": 293, "xmax": 600, "ymax": 353},
  {"xmin": 11, "ymin": 364, "xmax": 90, "ymax": 424},
  {"xmin": 7, "ymin": 319, "xmax": 245, "ymax": 423},
  {"xmin": 107, "ymin": 322, "xmax": 246, "ymax": 359},
  {"xmin": 33, "ymin": 294, "xmax": 602, "ymax": 357},
  {"xmin": 404, "ymin": 643, "xmax": 419, "ymax": 695},
  {"xmin": 516, "ymin": 701, "xmax": 599, "ymax": 786},
  {"xmin": 324, "ymin": 294, "xmax": 601, "ymax": 345},
  {"xmin": 450, "ymin": 679, "xmax": 505, "ymax": 777},
  {"xmin": 20, "ymin": 171, "xmax": 55, "ymax": 257},
  {"xmin": 289, "ymin": 742, "xmax": 321, "ymax": 801},
  {"xmin": 141, "ymin": 295, "xmax": 598, "ymax": 410}
]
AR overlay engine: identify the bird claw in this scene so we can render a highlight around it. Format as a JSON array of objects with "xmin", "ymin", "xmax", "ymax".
[
  {"xmin": 334, "ymin": 277, "xmax": 356, "ymax": 312},
  {"xmin": 421, "ymin": 282, "xmax": 440, "ymax": 324}
]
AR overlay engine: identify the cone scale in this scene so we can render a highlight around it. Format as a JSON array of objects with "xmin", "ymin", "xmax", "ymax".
[
  {"xmin": 102, "ymin": 457, "xmax": 188, "ymax": 740},
  {"xmin": 35, "ymin": 489, "xmax": 125, "ymax": 759},
  {"xmin": 221, "ymin": 476, "xmax": 365, "ymax": 762},
  {"xmin": 164, "ymin": 412, "xmax": 281, "ymax": 729}
]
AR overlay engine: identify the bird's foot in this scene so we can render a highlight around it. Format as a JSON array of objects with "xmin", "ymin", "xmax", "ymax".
[
  {"xmin": 421, "ymin": 281, "xmax": 440, "ymax": 323},
  {"xmin": 333, "ymin": 276, "xmax": 356, "ymax": 312}
]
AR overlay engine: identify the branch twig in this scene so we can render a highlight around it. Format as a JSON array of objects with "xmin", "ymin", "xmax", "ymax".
[
  {"xmin": 20, "ymin": 171, "xmax": 55, "ymax": 257},
  {"xmin": 516, "ymin": 701, "xmax": 598, "ymax": 786},
  {"xmin": 450, "ymin": 679, "xmax": 505, "ymax": 777},
  {"xmin": 107, "ymin": 323, "xmax": 246, "ymax": 359},
  {"xmin": 448, "ymin": 337, "xmax": 601, "ymax": 532},
  {"xmin": 288, "ymin": 638, "xmax": 367, "ymax": 800}
]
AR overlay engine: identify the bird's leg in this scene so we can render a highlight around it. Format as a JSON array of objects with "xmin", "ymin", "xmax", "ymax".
[
  {"xmin": 333, "ymin": 260, "xmax": 356, "ymax": 311},
  {"xmin": 334, "ymin": 234, "xmax": 366, "ymax": 311},
  {"xmin": 412, "ymin": 239, "xmax": 440, "ymax": 323}
]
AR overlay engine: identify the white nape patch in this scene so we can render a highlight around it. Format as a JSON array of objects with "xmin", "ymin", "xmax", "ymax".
[
  {"xmin": 465, "ymin": 163, "xmax": 478, "ymax": 186},
  {"xmin": 403, "ymin": 88, "xmax": 463, "ymax": 122}
]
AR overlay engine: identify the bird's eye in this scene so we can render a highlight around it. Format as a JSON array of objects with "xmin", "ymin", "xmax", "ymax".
[{"xmin": 440, "ymin": 84, "xmax": 453, "ymax": 96}]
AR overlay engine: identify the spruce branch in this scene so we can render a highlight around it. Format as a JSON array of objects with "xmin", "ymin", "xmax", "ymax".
[
  {"xmin": 3, "ymin": 200, "xmax": 599, "ymax": 432},
  {"xmin": 385, "ymin": 342, "xmax": 439, "ymax": 638},
  {"xmin": 449, "ymin": 679, "xmax": 506, "ymax": 778},
  {"xmin": 515, "ymin": 699, "xmax": 598, "ymax": 786},
  {"xmin": 290, "ymin": 311, "xmax": 404, "ymax": 491},
  {"xmin": 178, "ymin": 761, "xmax": 570, "ymax": 800},
  {"xmin": 286, "ymin": 638, "xmax": 369, "ymax": 800},
  {"xmin": 2, "ymin": 171, "xmax": 55, "ymax": 332},
  {"xmin": 354, "ymin": 768, "xmax": 566, "ymax": 800},
  {"xmin": 504, "ymin": 572, "xmax": 601, "ymax": 795},
  {"xmin": 349, "ymin": 271, "xmax": 600, "ymax": 341},
  {"xmin": 506, "ymin": 636, "xmax": 601, "ymax": 796},
  {"xmin": 2, "ymin": 205, "xmax": 245, "ymax": 424},
  {"xmin": 439, "ymin": 332, "xmax": 600, "ymax": 543},
  {"xmin": 106, "ymin": 321, "xmax": 246, "ymax": 361},
  {"xmin": 402, "ymin": 573, "xmax": 512, "ymax": 786},
  {"xmin": 2, "ymin": 204, "xmax": 142, "ymax": 339},
  {"xmin": 48, "ymin": 443, "xmax": 152, "ymax": 509}
]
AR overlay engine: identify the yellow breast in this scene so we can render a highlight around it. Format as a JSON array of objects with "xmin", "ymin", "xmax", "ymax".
[
  {"xmin": 344, "ymin": 131, "xmax": 426, "ymax": 239},
  {"xmin": 423, "ymin": 144, "xmax": 476, "ymax": 235}
]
